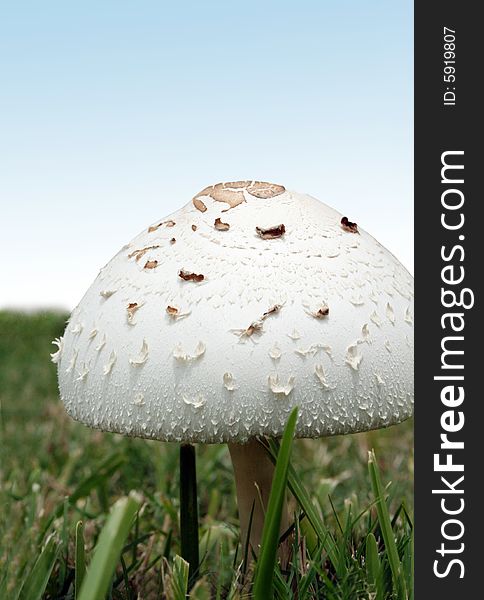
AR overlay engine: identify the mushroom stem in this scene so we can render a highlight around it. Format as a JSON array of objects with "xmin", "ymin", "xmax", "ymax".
[
  {"xmin": 228, "ymin": 438, "xmax": 290, "ymax": 562},
  {"xmin": 180, "ymin": 443, "xmax": 199, "ymax": 586}
]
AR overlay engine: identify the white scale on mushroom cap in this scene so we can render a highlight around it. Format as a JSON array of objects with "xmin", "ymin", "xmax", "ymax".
[{"xmin": 56, "ymin": 181, "xmax": 413, "ymax": 444}]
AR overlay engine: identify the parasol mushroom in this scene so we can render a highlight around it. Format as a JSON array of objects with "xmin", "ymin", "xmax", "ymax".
[{"xmin": 54, "ymin": 180, "xmax": 414, "ymax": 573}]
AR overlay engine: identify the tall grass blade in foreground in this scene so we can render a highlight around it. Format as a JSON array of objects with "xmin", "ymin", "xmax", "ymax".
[
  {"xmin": 253, "ymin": 407, "xmax": 298, "ymax": 600},
  {"xmin": 267, "ymin": 439, "xmax": 341, "ymax": 575},
  {"xmin": 74, "ymin": 521, "xmax": 86, "ymax": 598},
  {"xmin": 368, "ymin": 450, "xmax": 407, "ymax": 600},
  {"xmin": 17, "ymin": 534, "xmax": 59, "ymax": 600},
  {"xmin": 77, "ymin": 492, "xmax": 141, "ymax": 600}
]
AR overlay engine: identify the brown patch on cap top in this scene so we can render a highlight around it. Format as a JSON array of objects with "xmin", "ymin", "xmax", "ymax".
[
  {"xmin": 224, "ymin": 180, "xmax": 250, "ymax": 188},
  {"xmin": 193, "ymin": 180, "xmax": 285, "ymax": 211},
  {"xmin": 209, "ymin": 186, "xmax": 245, "ymax": 209},
  {"xmin": 247, "ymin": 181, "xmax": 286, "ymax": 199}
]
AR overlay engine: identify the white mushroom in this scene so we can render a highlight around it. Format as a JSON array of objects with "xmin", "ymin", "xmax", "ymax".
[{"xmin": 56, "ymin": 181, "xmax": 414, "ymax": 564}]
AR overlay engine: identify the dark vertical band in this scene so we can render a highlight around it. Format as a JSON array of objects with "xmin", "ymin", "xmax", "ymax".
[{"xmin": 179, "ymin": 443, "xmax": 200, "ymax": 586}]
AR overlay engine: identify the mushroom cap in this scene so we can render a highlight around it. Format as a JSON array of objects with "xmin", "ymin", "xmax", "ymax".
[{"xmin": 56, "ymin": 182, "xmax": 414, "ymax": 444}]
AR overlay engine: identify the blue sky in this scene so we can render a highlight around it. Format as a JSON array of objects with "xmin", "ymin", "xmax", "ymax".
[{"xmin": 0, "ymin": 1, "xmax": 413, "ymax": 310}]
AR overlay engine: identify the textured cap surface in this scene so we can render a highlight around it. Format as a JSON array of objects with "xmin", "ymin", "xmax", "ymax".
[{"xmin": 55, "ymin": 182, "xmax": 414, "ymax": 443}]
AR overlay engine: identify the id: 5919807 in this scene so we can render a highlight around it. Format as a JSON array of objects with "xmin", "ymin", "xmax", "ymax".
[{"xmin": 443, "ymin": 27, "xmax": 456, "ymax": 106}]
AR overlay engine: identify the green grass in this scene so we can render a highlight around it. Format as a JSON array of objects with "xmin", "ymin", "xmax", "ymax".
[
  {"xmin": 253, "ymin": 407, "xmax": 298, "ymax": 599},
  {"xmin": 0, "ymin": 311, "xmax": 414, "ymax": 599}
]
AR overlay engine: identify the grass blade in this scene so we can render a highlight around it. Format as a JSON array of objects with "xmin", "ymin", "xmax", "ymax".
[
  {"xmin": 59, "ymin": 498, "xmax": 69, "ymax": 586},
  {"xmin": 366, "ymin": 532, "xmax": 384, "ymax": 599},
  {"xmin": 267, "ymin": 439, "xmax": 341, "ymax": 575},
  {"xmin": 78, "ymin": 492, "xmax": 141, "ymax": 600},
  {"xmin": 404, "ymin": 524, "xmax": 414, "ymax": 600},
  {"xmin": 253, "ymin": 407, "xmax": 298, "ymax": 600},
  {"xmin": 368, "ymin": 450, "xmax": 406, "ymax": 599},
  {"xmin": 74, "ymin": 521, "xmax": 86, "ymax": 598},
  {"xmin": 68, "ymin": 454, "xmax": 126, "ymax": 508},
  {"xmin": 18, "ymin": 534, "xmax": 59, "ymax": 600},
  {"xmin": 299, "ymin": 543, "xmax": 324, "ymax": 597},
  {"xmin": 170, "ymin": 555, "xmax": 190, "ymax": 600},
  {"xmin": 0, "ymin": 566, "xmax": 8, "ymax": 600}
]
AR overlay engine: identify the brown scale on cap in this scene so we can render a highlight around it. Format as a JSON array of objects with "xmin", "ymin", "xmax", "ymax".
[
  {"xmin": 126, "ymin": 302, "xmax": 142, "ymax": 325},
  {"xmin": 214, "ymin": 218, "xmax": 230, "ymax": 231},
  {"xmin": 192, "ymin": 181, "xmax": 285, "ymax": 212},
  {"xmin": 178, "ymin": 269, "xmax": 205, "ymax": 283},
  {"xmin": 232, "ymin": 320, "xmax": 264, "ymax": 339},
  {"xmin": 340, "ymin": 216, "xmax": 359, "ymax": 234},
  {"xmin": 256, "ymin": 224, "xmax": 286, "ymax": 239},
  {"xmin": 310, "ymin": 304, "xmax": 330, "ymax": 319},
  {"xmin": 193, "ymin": 198, "xmax": 207, "ymax": 213},
  {"xmin": 262, "ymin": 304, "xmax": 282, "ymax": 319},
  {"xmin": 148, "ymin": 220, "xmax": 176, "ymax": 233},
  {"xmin": 191, "ymin": 224, "xmax": 197, "ymax": 231},
  {"xmin": 144, "ymin": 260, "xmax": 158, "ymax": 269},
  {"xmin": 128, "ymin": 245, "xmax": 161, "ymax": 262},
  {"xmin": 170, "ymin": 238, "xmax": 176, "ymax": 244},
  {"xmin": 232, "ymin": 304, "xmax": 282, "ymax": 339},
  {"xmin": 166, "ymin": 305, "xmax": 191, "ymax": 320}
]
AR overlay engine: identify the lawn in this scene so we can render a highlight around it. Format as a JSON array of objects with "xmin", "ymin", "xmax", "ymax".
[{"xmin": 0, "ymin": 311, "xmax": 413, "ymax": 599}]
